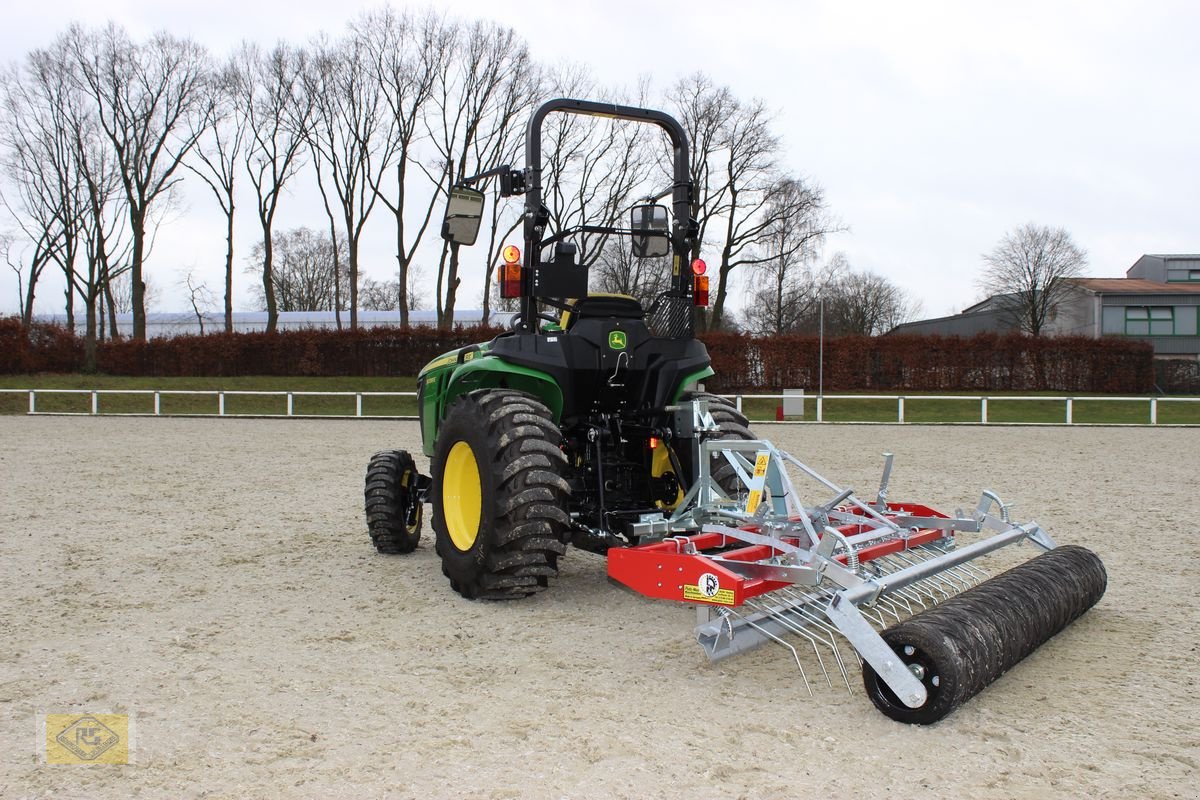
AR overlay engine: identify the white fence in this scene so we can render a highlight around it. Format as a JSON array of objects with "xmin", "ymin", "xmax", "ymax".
[
  {"xmin": 728, "ymin": 393, "xmax": 1197, "ymax": 425},
  {"xmin": 0, "ymin": 389, "xmax": 418, "ymax": 418},
  {"xmin": 2, "ymin": 388, "xmax": 1198, "ymax": 424}
]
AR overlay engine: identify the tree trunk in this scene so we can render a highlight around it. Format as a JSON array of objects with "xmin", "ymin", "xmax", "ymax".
[
  {"xmin": 328, "ymin": 214, "xmax": 342, "ymax": 330},
  {"xmin": 103, "ymin": 278, "xmax": 120, "ymax": 340},
  {"xmin": 22, "ymin": 272, "xmax": 37, "ymax": 328},
  {"xmin": 443, "ymin": 242, "xmax": 461, "ymax": 330},
  {"xmin": 64, "ymin": 281, "xmax": 75, "ymax": 331},
  {"xmin": 397, "ymin": 244, "xmax": 411, "ymax": 327},
  {"xmin": 224, "ymin": 207, "xmax": 235, "ymax": 333},
  {"xmin": 84, "ymin": 291, "xmax": 98, "ymax": 373},
  {"xmin": 262, "ymin": 222, "xmax": 278, "ymax": 333},
  {"xmin": 348, "ymin": 236, "xmax": 359, "ymax": 331},
  {"xmin": 130, "ymin": 207, "xmax": 147, "ymax": 340}
]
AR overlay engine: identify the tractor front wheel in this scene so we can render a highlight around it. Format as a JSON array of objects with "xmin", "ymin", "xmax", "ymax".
[
  {"xmin": 432, "ymin": 390, "xmax": 570, "ymax": 600},
  {"xmin": 364, "ymin": 449, "xmax": 424, "ymax": 554}
]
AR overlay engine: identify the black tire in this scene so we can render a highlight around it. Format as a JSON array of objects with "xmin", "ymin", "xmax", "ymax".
[
  {"xmin": 431, "ymin": 389, "xmax": 570, "ymax": 600},
  {"xmin": 679, "ymin": 390, "xmax": 756, "ymax": 495},
  {"xmin": 364, "ymin": 449, "xmax": 424, "ymax": 554},
  {"xmin": 861, "ymin": 620, "xmax": 971, "ymax": 725}
]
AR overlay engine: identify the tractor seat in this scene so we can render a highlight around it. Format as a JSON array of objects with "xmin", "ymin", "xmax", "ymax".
[{"xmin": 560, "ymin": 294, "xmax": 644, "ymax": 329}]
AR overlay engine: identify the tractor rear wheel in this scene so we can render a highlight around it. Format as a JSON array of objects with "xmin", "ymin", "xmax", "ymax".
[
  {"xmin": 680, "ymin": 391, "xmax": 756, "ymax": 496},
  {"xmin": 432, "ymin": 389, "xmax": 570, "ymax": 600},
  {"xmin": 364, "ymin": 449, "xmax": 424, "ymax": 554}
]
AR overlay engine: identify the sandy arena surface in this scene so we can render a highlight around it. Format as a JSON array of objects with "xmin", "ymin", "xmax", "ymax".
[{"xmin": 1, "ymin": 416, "xmax": 1197, "ymax": 799}]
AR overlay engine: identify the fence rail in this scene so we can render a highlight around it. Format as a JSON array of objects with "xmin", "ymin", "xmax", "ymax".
[
  {"xmin": 726, "ymin": 392, "xmax": 1199, "ymax": 425},
  {"xmin": 0, "ymin": 388, "xmax": 419, "ymax": 418},
  {"xmin": 2, "ymin": 388, "xmax": 1198, "ymax": 424}
]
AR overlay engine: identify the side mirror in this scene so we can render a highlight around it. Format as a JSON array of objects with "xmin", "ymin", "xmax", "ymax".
[
  {"xmin": 441, "ymin": 185, "xmax": 485, "ymax": 246},
  {"xmin": 630, "ymin": 204, "xmax": 670, "ymax": 258}
]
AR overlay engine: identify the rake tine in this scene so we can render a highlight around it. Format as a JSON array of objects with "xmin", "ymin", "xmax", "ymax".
[
  {"xmin": 746, "ymin": 598, "xmax": 835, "ymax": 690},
  {"xmin": 736, "ymin": 610, "xmax": 814, "ymax": 697}
]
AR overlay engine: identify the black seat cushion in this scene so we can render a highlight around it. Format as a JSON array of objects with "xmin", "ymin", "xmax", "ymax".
[{"xmin": 570, "ymin": 295, "xmax": 644, "ymax": 320}]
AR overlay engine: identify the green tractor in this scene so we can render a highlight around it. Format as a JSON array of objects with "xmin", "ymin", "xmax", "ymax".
[{"xmin": 364, "ymin": 98, "xmax": 754, "ymax": 599}]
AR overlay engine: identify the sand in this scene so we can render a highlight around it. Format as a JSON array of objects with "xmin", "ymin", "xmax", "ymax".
[{"xmin": 0, "ymin": 416, "xmax": 1197, "ymax": 799}]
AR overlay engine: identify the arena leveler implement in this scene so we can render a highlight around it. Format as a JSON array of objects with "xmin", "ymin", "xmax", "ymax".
[{"xmin": 362, "ymin": 98, "xmax": 1106, "ymax": 724}]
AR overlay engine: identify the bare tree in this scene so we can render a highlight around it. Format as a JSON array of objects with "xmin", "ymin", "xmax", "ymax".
[
  {"xmin": 360, "ymin": 266, "xmax": 426, "ymax": 312},
  {"xmin": 70, "ymin": 94, "xmax": 132, "ymax": 367},
  {"xmin": 824, "ymin": 262, "xmax": 922, "ymax": 336},
  {"xmin": 669, "ymin": 75, "xmax": 847, "ymax": 330},
  {"xmin": 305, "ymin": 29, "xmax": 398, "ymax": 330},
  {"xmin": 179, "ymin": 268, "xmax": 217, "ymax": 333},
  {"xmin": 592, "ymin": 239, "xmax": 672, "ymax": 298},
  {"xmin": 359, "ymin": 277, "xmax": 397, "ymax": 311},
  {"xmin": 65, "ymin": 23, "xmax": 211, "ymax": 340},
  {"xmin": 668, "ymin": 73, "xmax": 737, "ymax": 266},
  {"xmin": 980, "ymin": 223, "xmax": 1087, "ymax": 336},
  {"xmin": 427, "ymin": 19, "xmax": 536, "ymax": 328},
  {"xmin": 360, "ymin": 8, "xmax": 447, "ymax": 326},
  {"xmin": 0, "ymin": 54, "xmax": 85, "ymax": 325},
  {"xmin": 245, "ymin": 226, "xmax": 349, "ymax": 312},
  {"xmin": 185, "ymin": 56, "xmax": 247, "ymax": 332},
  {"xmin": 740, "ymin": 178, "xmax": 837, "ymax": 336},
  {"xmin": 236, "ymin": 42, "xmax": 313, "ymax": 332},
  {"xmin": 539, "ymin": 68, "xmax": 653, "ymax": 270}
]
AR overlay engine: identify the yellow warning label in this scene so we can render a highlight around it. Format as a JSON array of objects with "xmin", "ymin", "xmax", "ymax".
[
  {"xmin": 752, "ymin": 453, "xmax": 770, "ymax": 477},
  {"xmin": 746, "ymin": 452, "xmax": 771, "ymax": 514},
  {"xmin": 45, "ymin": 714, "xmax": 129, "ymax": 764},
  {"xmin": 683, "ymin": 584, "xmax": 735, "ymax": 605}
]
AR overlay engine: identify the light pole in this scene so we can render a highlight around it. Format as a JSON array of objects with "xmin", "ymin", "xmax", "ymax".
[{"xmin": 818, "ymin": 294, "xmax": 825, "ymax": 407}]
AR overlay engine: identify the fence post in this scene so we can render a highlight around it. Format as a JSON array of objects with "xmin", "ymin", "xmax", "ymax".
[
  {"xmin": 981, "ymin": 397, "xmax": 988, "ymax": 424},
  {"xmin": 287, "ymin": 392, "xmax": 294, "ymax": 417},
  {"xmin": 816, "ymin": 395, "xmax": 824, "ymax": 423},
  {"xmin": 1065, "ymin": 398, "xmax": 1073, "ymax": 425},
  {"xmin": 91, "ymin": 391, "xmax": 98, "ymax": 415},
  {"xmin": 29, "ymin": 390, "xmax": 35, "ymax": 414},
  {"xmin": 735, "ymin": 395, "xmax": 743, "ymax": 413},
  {"xmin": 897, "ymin": 396, "xmax": 905, "ymax": 424},
  {"xmin": 1150, "ymin": 397, "xmax": 1158, "ymax": 425},
  {"xmin": 154, "ymin": 392, "xmax": 161, "ymax": 416},
  {"xmin": 219, "ymin": 391, "xmax": 225, "ymax": 416},
  {"xmin": 356, "ymin": 393, "xmax": 363, "ymax": 417}
]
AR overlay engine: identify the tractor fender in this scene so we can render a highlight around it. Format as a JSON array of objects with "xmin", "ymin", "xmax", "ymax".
[
  {"xmin": 671, "ymin": 366, "xmax": 716, "ymax": 402},
  {"xmin": 422, "ymin": 356, "xmax": 564, "ymax": 457}
]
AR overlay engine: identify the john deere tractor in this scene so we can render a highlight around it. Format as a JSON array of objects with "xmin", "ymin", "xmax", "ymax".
[{"xmin": 364, "ymin": 98, "xmax": 753, "ymax": 599}]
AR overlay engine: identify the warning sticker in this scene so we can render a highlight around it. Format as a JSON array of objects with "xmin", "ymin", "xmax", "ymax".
[
  {"xmin": 683, "ymin": 584, "xmax": 735, "ymax": 605},
  {"xmin": 745, "ymin": 451, "xmax": 771, "ymax": 515}
]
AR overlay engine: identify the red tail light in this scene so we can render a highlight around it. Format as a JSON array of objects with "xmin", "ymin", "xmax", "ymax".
[
  {"xmin": 500, "ymin": 246, "xmax": 522, "ymax": 299},
  {"xmin": 693, "ymin": 275, "xmax": 709, "ymax": 306}
]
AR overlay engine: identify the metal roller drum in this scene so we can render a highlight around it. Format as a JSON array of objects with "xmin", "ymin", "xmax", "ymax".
[{"xmin": 862, "ymin": 545, "xmax": 1107, "ymax": 724}]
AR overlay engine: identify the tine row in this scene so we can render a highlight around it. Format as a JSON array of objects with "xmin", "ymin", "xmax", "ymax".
[{"xmin": 716, "ymin": 542, "xmax": 993, "ymax": 696}]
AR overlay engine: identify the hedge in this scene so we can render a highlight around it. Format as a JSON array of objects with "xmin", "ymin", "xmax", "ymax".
[{"xmin": 1, "ymin": 316, "xmax": 1157, "ymax": 393}]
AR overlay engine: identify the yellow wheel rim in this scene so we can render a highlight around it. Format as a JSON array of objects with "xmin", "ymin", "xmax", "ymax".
[
  {"xmin": 651, "ymin": 442, "xmax": 684, "ymax": 509},
  {"xmin": 443, "ymin": 441, "xmax": 482, "ymax": 551}
]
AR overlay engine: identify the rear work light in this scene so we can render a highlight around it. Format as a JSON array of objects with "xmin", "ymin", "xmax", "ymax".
[
  {"xmin": 500, "ymin": 245, "xmax": 522, "ymax": 299},
  {"xmin": 693, "ymin": 275, "xmax": 709, "ymax": 306}
]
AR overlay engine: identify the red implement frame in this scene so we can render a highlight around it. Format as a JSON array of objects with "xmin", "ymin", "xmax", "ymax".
[{"xmin": 607, "ymin": 502, "xmax": 949, "ymax": 608}]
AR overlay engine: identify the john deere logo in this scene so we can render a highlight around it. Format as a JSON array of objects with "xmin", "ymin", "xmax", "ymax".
[{"xmin": 608, "ymin": 330, "xmax": 627, "ymax": 350}]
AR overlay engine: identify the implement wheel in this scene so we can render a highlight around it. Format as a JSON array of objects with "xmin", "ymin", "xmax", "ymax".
[
  {"xmin": 364, "ymin": 449, "xmax": 424, "ymax": 554},
  {"xmin": 432, "ymin": 389, "xmax": 570, "ymax": 600}
]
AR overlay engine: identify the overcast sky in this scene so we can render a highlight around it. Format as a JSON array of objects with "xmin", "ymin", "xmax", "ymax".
[{"xmin": 2, "ymin": 0, "xmax": 1197, "ymax": 320}]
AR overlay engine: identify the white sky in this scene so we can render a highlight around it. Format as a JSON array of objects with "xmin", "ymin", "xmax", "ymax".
[{"xmin": 2, "ymin": 0, "xmax": 1197, "ymax": 320}]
